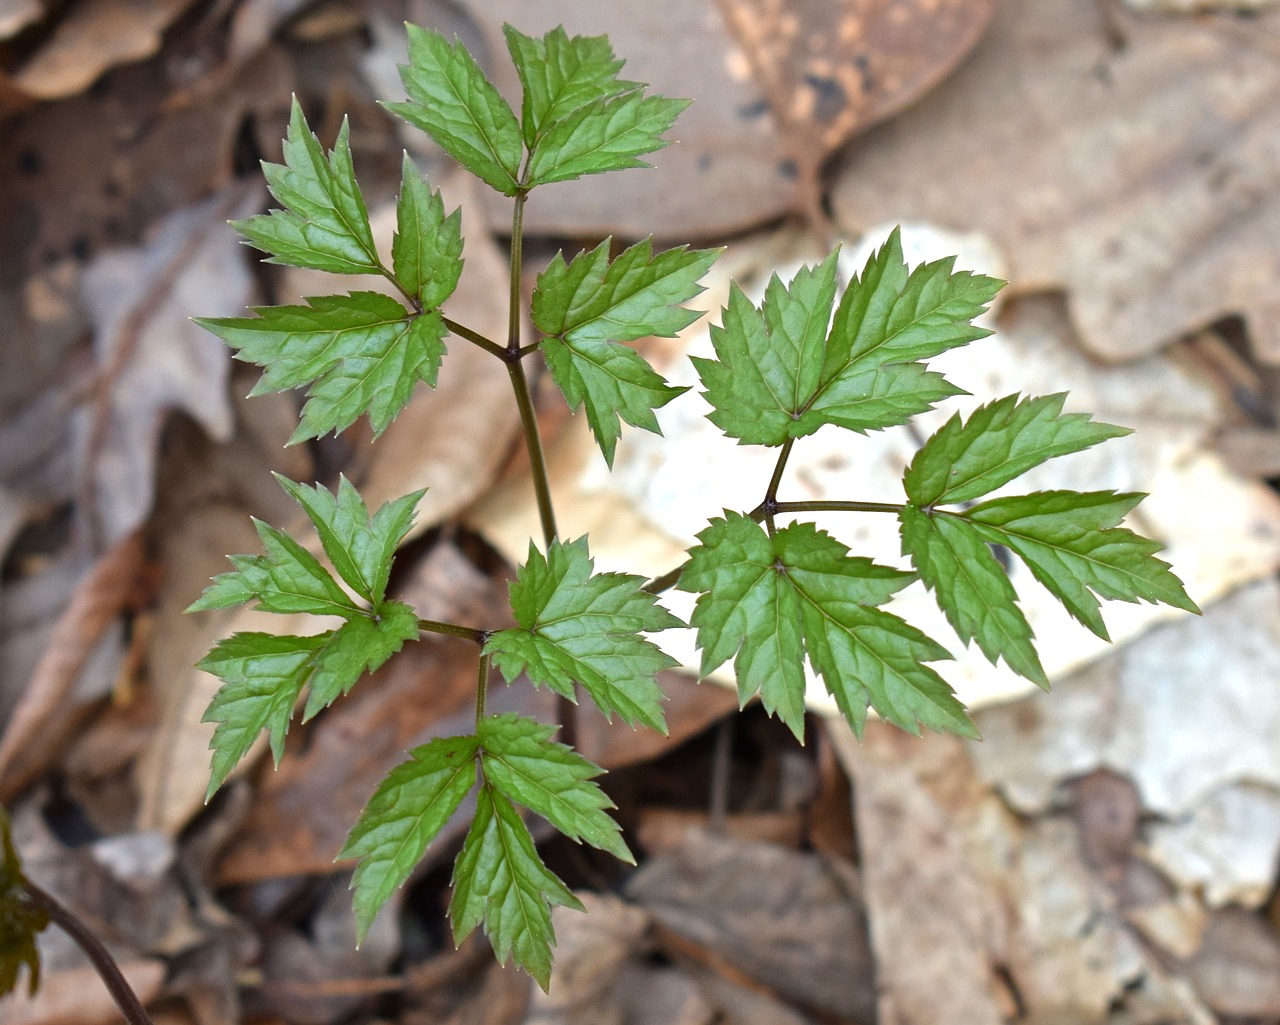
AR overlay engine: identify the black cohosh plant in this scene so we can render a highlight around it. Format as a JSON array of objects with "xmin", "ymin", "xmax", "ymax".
[{"xmin": 179, "ymin": 23, "xmax": 1198, "ymax": 989}]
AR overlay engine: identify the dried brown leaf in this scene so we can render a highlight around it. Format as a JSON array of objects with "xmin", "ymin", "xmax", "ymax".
[
  {"xmin": 831, "ymin": 0, "xmax": 1280, "ymax": 361},
  {"xmin": 715, "ymin": 0, "xmax": 997, "ymax": 231},
  {"xmin": 13, "ymin": 0, "xmax": 197, "ymax": 100},
  {"xmin": 132, "ymin": 505, "xmax": 302, "ymax": 835},
  {"xmin": 457, "ymin": 0, "xmax": 794, "ymax": 238},
  {"xmin": 0, "ymin": 531, "xmax": 144, "ymax": 800},
  {"xmin": 625, "ymin": 828, "xmax": 877, "ymax": 1021},
  {"xmin": 0, "ymin": 0, "xmax": 43, "ymax": 41},
  {"xmin": 74, "ymin": 183, "xmax": 261, "ymax": 548},
  {"xmin": 1186, "ymin": 908, "xmax": 1280, "ymax": 1017},
  {"xmin": 1, "ymin": 959, "xmax": 165, "ymax": 1025}
]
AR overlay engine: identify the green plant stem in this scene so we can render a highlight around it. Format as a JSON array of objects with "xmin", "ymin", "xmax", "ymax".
[
  {"xmin": 21, "ymin": 879, "xmax": 155, "ymax": 1025},
  {"xmin": 418, "ymin": 618, "xmax": 488, "ymax": 644},
  {"xmin": 508, "ymin": 192, "xmax": 526, "ymax": 356},
  {"xmin": 764, "ymin": 439, "xmax": 794, "ymax": 505},
  {"xmin": 475, "ymin": 652, "xmax": 491, "ymax": 725},
  {"xmin": 761, "ymin": 439, "xmax": 795, "ymax": 534},
  {"xmin": 507, "ymin": 361, "xmax": 558, "ymax": 547},
  {"xmin": 505, "ymin": 184, "xmax": 575, "ymax": 745},
  {"xmin": 503, "ymin": 189, "xmax": 558, "ymax": 549}
]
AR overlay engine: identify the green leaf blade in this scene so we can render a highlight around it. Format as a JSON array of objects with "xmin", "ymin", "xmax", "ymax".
[
  {"xmin": 678, "ymin": 513, "xmax": 809, "ymax": 737},
  {"xmin": 696, "ymin": 239, "xmax": 986, "ymax": 446},
  {"xmin": 274, "ymin": 475, "xmax": 424, "ymax": 606},
  {"xmin": 198, "ymin": 632, "xmax": 329, "ymax": 798},
  {"xmin": 542, "ymin": 335, "xmax": 684, "ymax": 467},
  {"xmin": 797, "ymin": 361, "xmax": 964, "ymax": 438},
  {"xmin": 523, "ymin": 92, "xmax": 688, "ymax": 187},
  {"xmin": 694, "ymin": 255, "xmax": 838, "ymax": 447},
  {"xmin": 291, "ymin": 309, "xmax": 447, "ymax": 443},
  {"xmin": 900, "ymin": 507, "xmax": 1047, "ymax": 687},
  {"xmin": 967, "ymin": 490, "xmax": 1199, "ymax": 639},
  {"xmin": 233, "ymin": 99, "xmax": 379, "ymax": 275},
  {"xmin": 387, "ymin": 25, "xmax": 522, "ymax": 195},
  {"xmin": 478, "ymin": 713, "xmax": 632, "ymax": 862},
  {"xmin": 485, "ymin": 538, "xmax": 680, "ymax": 733},
  {"xmin": 340, "ymin": 733, "xmax": 480, "ymax": 943},
  {"xmin": 188, "ymin": 519, "xmax": 356, "ymax": 618},
  {"xmin": 824, "ymin": 228, "xmax": 1003, "ymax": 374},
  {"xmin": 303, "ymin": 601, "xmax": 421, "ymax": 720},
  {"xmin": 532, "ymin": 239, "xmax": 719, "ymax": 345},
  {"xmin": 693, "ymin": 288, "xmax": 795, "ymax": 447},
  {"xmin": 392, "ymin": 155, "xmax": 465, "ymax": 308},
  {"xmin": 905, "ymin": 394, "xmax": 1132, "ymax": 507},
  {"xmin": 532, "ymin": 238, "xmax": 715, "ymax": 464},
  {"xmin": 449, "ymin": 784, "xmax": 583, "ymax": 990},
  {"xmin": 197, "ymin": 292, "xmax": 443, "ymax": 443},
  {"xmin": 777, "ymin": 520, "xmax": 971, "ymax": 739},
  {"xmin": 680, "ymin": 514, "xmax": 973, "ymax": 741},
  {"xmin": 198, "ymin": 292, "xmax": 409, "ymax": 393},
  {"xmin": 503, "ymin": 25, "xmax": 635, "ymax": 147}
]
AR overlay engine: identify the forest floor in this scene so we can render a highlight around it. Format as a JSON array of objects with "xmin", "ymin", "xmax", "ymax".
[{"xmin": 4, "ymin": 1, "xmax": 1280, "ymax": 1023}]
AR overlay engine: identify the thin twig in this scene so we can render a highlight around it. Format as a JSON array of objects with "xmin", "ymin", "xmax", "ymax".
[{"xmin": 21, "ymin": 880, "xmax": 155, "ymax": 1025}]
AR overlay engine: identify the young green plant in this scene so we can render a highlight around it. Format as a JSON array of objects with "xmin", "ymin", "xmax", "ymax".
[{"xmin": 189, "ymin": 22, "xmax": 1198, "ymax": 988}]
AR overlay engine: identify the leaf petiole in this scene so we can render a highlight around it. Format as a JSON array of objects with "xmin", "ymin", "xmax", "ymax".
[
  {"xmin": 444, "ymin": 317, "xmax": 507, "ymax": 360},
  {"xmin": 417, "ymin": 618, "xmax": 489, "ymax": 644},
  {"xmin": 765, "ymin": 499, "xmax": 907, "ymax": 517},
  {"xmin": 644, "ymin": 498, "xmax": 911, "ymax": 595}
]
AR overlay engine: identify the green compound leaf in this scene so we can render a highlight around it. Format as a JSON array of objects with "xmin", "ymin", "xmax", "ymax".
[
  {"xmin": 694, "ymin": 230, "xmax": 992, "ymax": 447},
  {"xmin": 904, "ymin": 393, "xmax": 1131, "ymax": 507},
  {"xmin": 966, "ymin": 490, "xmax": 1199, "ymax": 640},
  {"xmin": 533, "ymin": 238, "xmax": 717, "ymax": 465},
  {"xmin": 478, "ymin": 713, "xmax": 632, "ymax": 863},
  {"xmin": 486, "ymin": 537, "xmax": 682, "ymax": 733},
  {"xmin": 386, "ymin": 24, "xmax": 522, "ymax": 196},
  {"xmin": 198, "ymin": 632, "xmax": 327, "ymax": 798},
  {"xmin": 197, "ymin": 293, "xmax": 446, "ymax": 443},
  {"xmin": 449, "ymin": 782, "xmax": 583, "ymax": 991},
  {"xmin": 303, "ymin": 601, "xmax": 420, "ymax": 721},
  {"xmin": 188, "ymin": 518, "xmax": 356, "ymax": 619},
  {"xmin": 679, "ymin": 513, "xmax": 974, "ymax": 741},
  {"xmin": 233, "ymin": 98, "xmax": 380, "ymax": 275},
  {"xmin": 393, "ymin": 154, "xmax": 464, "ymax": 309},
  {"xmin": 1, "ymin": 806, "xmax": 47, "ymax": 999},
  {"xmin": 191, "ymin": 478, "xmax": 424, "ymax": 796},
  {"xmin": 503, "ymin": 25, "xmax": 638, "ymax": 148},
  {"xmin": 340, "ymin": 733, "xmax": 480, "ymax": 944},
  {"xmin": 275, "ymin": 475, "xmax": 424, "ymax": 607},
  {"xmin": 899, "ymin": 506, "xmax": 1047, "ymax": 687}
]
